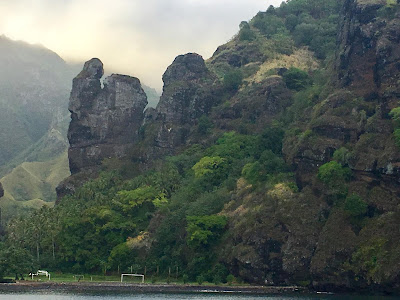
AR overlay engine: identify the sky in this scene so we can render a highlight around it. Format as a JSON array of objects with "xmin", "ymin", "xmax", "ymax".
[{"xmin": 0, "ymin": 0, "xmax": 282, "ymax": 90}]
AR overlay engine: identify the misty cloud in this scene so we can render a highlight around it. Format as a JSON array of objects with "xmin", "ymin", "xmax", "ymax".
[{"xmin": 0, "ymin": 0, "xmax": 282, "ymax": 89}]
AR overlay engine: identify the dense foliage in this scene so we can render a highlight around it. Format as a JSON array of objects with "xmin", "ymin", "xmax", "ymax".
[
  {"xmin": 1, "ymin": 128, "xmax": 294, "ymax": 280},
  {"xmin": 2, "ymin": 0, "xmax": 399, "ymax": 290}
]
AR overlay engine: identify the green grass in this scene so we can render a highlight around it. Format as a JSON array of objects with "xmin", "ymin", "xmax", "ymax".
[
  {"xmin": 0, "ymin": 151, "xmax": 69, "ymax": 222},
  {"xmin": 7, "ymin": 272, "xmax": 246, "ymax": 286}
]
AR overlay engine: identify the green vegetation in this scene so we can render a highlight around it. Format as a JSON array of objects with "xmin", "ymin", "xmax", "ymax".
[
  {"xmin": 344, "ymin": 193, "xmax": 368, "ymax": 217},
  {"xmin": 283, "ymin": 67, "xmax": 311, "ymax": 91},
  {"xmin": 223, "ymin": 69, "xmax": 243, "ymax": 92},
  {"xmin": 2, "ymin": 0, "xmax": 399, "ymax": 290},
  {"xmin": 250, "ymin": 0, "xmax": 341, "ymax": 59},
  {"xmin": 389, "ymin": 107, "xmax": 400, "ymax": 147},
  {"xmin": 0, "ymin": 128, "xmax": 292, "ymax": 281},
  {"xmin": 318, "ymin": 161, "xmax": 351, "ymax": 199}
]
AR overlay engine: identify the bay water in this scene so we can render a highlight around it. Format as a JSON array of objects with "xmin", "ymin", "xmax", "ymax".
[{"xmin": 0, "ymin": 292, "xmax": 398, "ymax": 300}]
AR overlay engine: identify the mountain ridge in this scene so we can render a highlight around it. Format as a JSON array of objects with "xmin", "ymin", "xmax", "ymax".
[{"xmin": 4, "ymin": 0, "xmax": 400, "ymax": 292}]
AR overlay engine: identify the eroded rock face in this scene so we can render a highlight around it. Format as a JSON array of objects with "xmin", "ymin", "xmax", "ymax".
[
  {"xmin": 0, "ymin": 182, "xmax": 4, "ymax": 198},
  {"xmin": 67, "ymin": 58, "xmax": 147, "ymax": 174},
  {"xmin": 279, "ymin": 1, "xmax": 400, "ymax": 289},
  {"xmin": 336, "ymin": 0, "xmax": 400, "ymax": 101},
  {"xmin": 154, "ymin": 53, "xmax": 219, "ymax": 151}
]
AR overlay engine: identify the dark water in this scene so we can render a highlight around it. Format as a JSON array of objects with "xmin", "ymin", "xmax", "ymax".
[{"xmin": 0, "ymin": 292, "xmax": 399, "ymax": 300}]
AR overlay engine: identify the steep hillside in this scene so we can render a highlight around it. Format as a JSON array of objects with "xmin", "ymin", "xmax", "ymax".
[
  {"xmin": 4, "ymin": 0, "xmax": 400, "ymax": 293},
  {"xmin": 0, "ymin": 35, "xmax": 76, "ymax": 166}
]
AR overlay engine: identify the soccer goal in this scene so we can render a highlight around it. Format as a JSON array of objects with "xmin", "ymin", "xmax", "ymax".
[{"xmin": 121, "ymin": 274, "xmax": 145, "ymax": 283}]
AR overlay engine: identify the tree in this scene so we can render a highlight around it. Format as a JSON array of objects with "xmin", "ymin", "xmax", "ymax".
[
  {"xmin": 0, "ymin": 245, "xmax": 36, "ymax": 279},
  {"xmin": 186, "ymin": 215, "xmax": 227, "ymax": 248},
  {"xmin": 344, "ymin": 194, "xmax": 368, "ymax": 217},
  {"xmin": 318, "ymin": 161, "xmax": 351, "ymax": 199},
  {"xmin": 192, "ymin": 156, "xmax": 227, "ymax": 186},
  {"xmin": 197, "ymin": 115, "xmax": 213, "ymax": 135},
  {"xmin": 283, "ymin": 67, "xmax": 311, "ymax": 91},
  {"xmin": 223, "ymin": 70, "xmax": 243, "ymax": 92}
]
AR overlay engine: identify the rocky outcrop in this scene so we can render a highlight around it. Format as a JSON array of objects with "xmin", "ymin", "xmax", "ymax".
[
  {"xmin": 336, "ymin": 0, "xmax": 400, "ymax": 102},
  {"xmin": 278, "ymin": 0, "xmax": 400, "ymax": 290},
  {"xmin": 0, "ymin": 182, "xmax": 3, "ymax": 198},
  {"xmin": 288, "ymin": 0, "xmax": 400, "ymax": 188},
  {"xmin": 67, "ymin": 58, "xmax": 147, "ymax": 174},
  {"xmin": 154, "ymin": 53, "xmax": 219, "ymax": 151},
  {"xmin": 213, "ymin": 76, "xmax": 292, "ymax": 132}
]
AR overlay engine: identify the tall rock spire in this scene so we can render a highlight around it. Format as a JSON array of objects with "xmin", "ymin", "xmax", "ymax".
[{"xmin": 67, "ymin": 58, "xmax": 148, "ymax": 174}]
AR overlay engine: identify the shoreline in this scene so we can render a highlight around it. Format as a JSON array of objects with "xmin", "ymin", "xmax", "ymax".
[{"xmin": 0, "ymin": 281, "xmax": 306, "ymax": 295}]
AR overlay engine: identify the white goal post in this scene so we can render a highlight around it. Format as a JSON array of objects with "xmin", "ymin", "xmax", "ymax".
[{"xmin": 121, "ymin": 273, "xmax": 145, "ymax": 283}]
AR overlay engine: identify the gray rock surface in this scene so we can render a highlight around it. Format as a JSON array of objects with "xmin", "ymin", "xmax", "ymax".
[
  {"xmin": 67, "ymin": 58, "xmax": 148, "ymax": 174},
  {"xmin": 154, "ymin": 53, "xmax": 219, "ymax": 150}
]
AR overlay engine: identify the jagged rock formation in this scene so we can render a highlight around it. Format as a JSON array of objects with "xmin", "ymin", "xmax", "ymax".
[
  {"xmin": 336, "ymin": 0, "xmax": 400, "ymax": 100},
  {"xmin": 56, "ymin": 58, "xmax": 147, "ymax": 200},
  {"xmin": 154, "ymin": 53, "xmax": 219, "ymax": 151},
  {"xmin": 276, "ymin": 0, "xmax": 400, "ymax": 290},
  {"xmin": 287, "ymin": 0, "xmax": 400, "ymax": 187},
  {"xmin": 0, "ymin": 182, "xmax": 4, "ymax": 198},
  {"xmin": 67, "ymin": 58, "xmax": 147, "ymax": 174}
]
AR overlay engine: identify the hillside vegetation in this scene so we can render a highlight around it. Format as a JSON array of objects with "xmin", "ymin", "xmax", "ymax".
[{"xmin": 2, "ymin": 0, "xmax": 400, "ymax": 293}]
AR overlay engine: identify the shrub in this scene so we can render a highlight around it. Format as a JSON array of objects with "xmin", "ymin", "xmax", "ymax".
[
  {"xmin": 318, "ymin": 161, "xmax": 351, "ymax": 185},
  {"xmin": 223, "ymin": 70, "xmax": 243, "ymax": 92},
  {"xmin": 186, "ymin": 215, "xmax": 228, "ymax": 248},
  {"xmin": 226, "ymin": 274, "xmax": 236, "ymax": 285},
  {"xmin": 196, "ymin": 275, "xmax": 204, "ymax": 285},
  {"xmin": 344, "ymin": 193, "xmax": 368, "ymax": 217},
  {"xmin": 182, "ymin": 274, "xmax": 189, "ymax": 284},
  {"xmin": 389, "ymin": 107, "xmax": 400, "ymax": 127},
  {"xmin": 239, "ymin": 21, "xmax": 256, "ymax": 41},
  {"xmin": 198, "ymin": 115, "xmax": 213, "ymax": 135},
  {"xmin": 394, "ymin": 129, "xmax": 400, "ymax": 147},
  {"xmin": 389, "ymin": 107, "xmax": 400, "ymax": 147},
  {"xmin": 318, "ymin": 161, "xmax": 351, "ymax": 199},
  {"xmin": 283, "ymin": 68, "xmax": 311, "ymax": 91},
  {"xmin": 333, "ymin": 147, "xmax": 351, "ymax": 166},
  {"xmin": 213, "ymin": 274, "xmax": 222, "ymax": 285}
]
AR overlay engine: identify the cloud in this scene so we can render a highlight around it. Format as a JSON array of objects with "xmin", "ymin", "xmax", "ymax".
[{"xmin": 0, "ymin": 0, "xmax": 282, "ymax": 89}]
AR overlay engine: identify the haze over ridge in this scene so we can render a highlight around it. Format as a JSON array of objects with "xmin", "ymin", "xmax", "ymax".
[{"xmin": 0, "ymin": 0, "xmax": 282, "ymax": 90}]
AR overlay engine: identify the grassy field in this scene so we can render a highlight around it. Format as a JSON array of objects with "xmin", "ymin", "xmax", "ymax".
[{"xmin": 6, "ymin": 272, "xmax": 243, "ymax": 286}]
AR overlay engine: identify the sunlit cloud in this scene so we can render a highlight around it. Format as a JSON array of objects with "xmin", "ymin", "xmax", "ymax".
[{"xmin": 0, "ymin": 0, "xmax": 282, "ymax": 89}]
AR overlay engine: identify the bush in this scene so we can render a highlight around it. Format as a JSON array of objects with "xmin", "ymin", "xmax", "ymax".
[
  {"xmin": 394, "ymin": 129, "xmax": 400, "ymax": 148},
  {"xmin": 196, "ymin": 275, "xmax": 204, "ymax": 285},
  {"xmin": 318, "ymin": 161, "xmax": 351, "ymax": 199},
  {"xmin": 344, "ymin": 194, "xmax": 368, "ymax": 217},
  {"xmin": 182, "ymin": 274, "xmax": 189, "ymax": 284},
  {"xmin": 318, "ymin": 161, "xmax": 351, "ymax": 185},
  {"xmin": 223, "ymin": 70, "xmax": 243, "ymax": 92},
  {"xmin": 213, "ymin": 274, "xmax": 222, "ymax": 285},
  {"xmin": 239, "ymin": 21, "xmax": 256, "ymax": 41},
  {"xmin": 198, "ymin": 115, "xmax": 213, "ymax": 135},
  {"xmin": 226, "ymin": 274, "xmax": 236, "ymax": 285},
  {"xmin": 283, "ymin": 67, "xmax": 311, "ymax": 91},
  {"xmin": 333, "ymin": 147, "xmax": 351, "ymax": 166}
]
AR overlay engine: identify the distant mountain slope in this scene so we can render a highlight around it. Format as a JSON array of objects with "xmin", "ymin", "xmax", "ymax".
[
  {"xmin": 0, "ymin": 35, "xmax": 75, "ymax": 166},
  {"xmin": 143, "ymin": 85, "xmax": 160, "ymax": 108},
  {"xmin": 0, "ymin": 37, "xmax": 160, "ymax": 220}
]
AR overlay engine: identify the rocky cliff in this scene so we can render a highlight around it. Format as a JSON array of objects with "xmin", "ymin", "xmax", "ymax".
[
  {"xmin": 153, "ymin": 53, "xmax": 220, "ymax": 152},
  {"xmin": 67, "ymin": 58, "xmax": 147, "ymax": 174},
  {"xmin": 0, "ymin": 182, "xmax": 3, "ymax": 198},
  {"xmin": 56, "ymin": 58, "xmax": 147, "ymax": 199}
]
